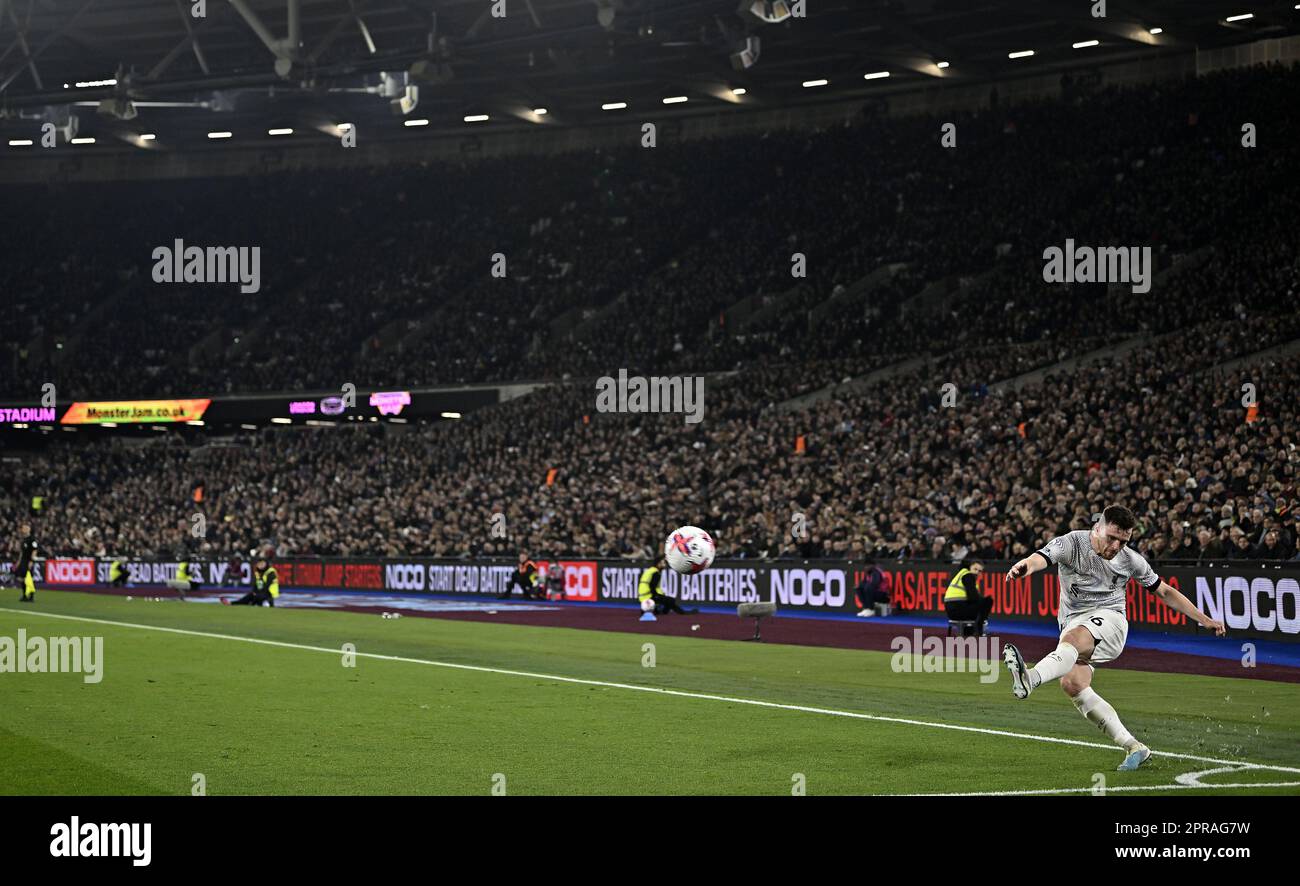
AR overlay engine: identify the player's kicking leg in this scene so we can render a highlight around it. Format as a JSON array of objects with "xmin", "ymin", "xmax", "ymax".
[
  {"xmin": 1061, "ymin": 662, "xmax": 1149, "ymax": 771},
  {"xmin": 1004, "ymin": 620, "xmax": 1148, "ymax": 770}
]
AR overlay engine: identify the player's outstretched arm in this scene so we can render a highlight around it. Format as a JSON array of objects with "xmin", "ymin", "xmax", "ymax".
[
  {"xmin": 1006, "ymin": 552, "xmax": 1048, "ymax": 582},
  {"xmin": 1152, "ymin": 580, "xmax": 1226, "ymax": 636}
]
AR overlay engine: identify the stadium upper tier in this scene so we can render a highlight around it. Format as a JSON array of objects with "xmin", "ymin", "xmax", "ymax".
[{"xmin": 3, "ymin": 64, "xmax": 1297, "ymax": 402}]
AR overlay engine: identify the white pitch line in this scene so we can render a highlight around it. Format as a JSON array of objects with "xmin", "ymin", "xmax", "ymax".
[
  {"xmin": 903, "ymin": 781, "xmax": 1300, "ymax": 797},
  {"xmin": 5, "ymin": 607, "xmax": 1300, "ymax": 777}
]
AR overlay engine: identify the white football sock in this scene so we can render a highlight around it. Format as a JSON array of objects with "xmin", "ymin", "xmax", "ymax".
[
  {"xmin": 1028, "ymin": 641, "xmax": 1078, "ymax": 690},
  {"xmin": 1071, "ymin": 687, "xmax": 1137, "ymax": 749}
]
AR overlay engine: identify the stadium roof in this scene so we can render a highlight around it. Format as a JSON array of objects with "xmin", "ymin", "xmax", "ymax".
[{"xmin": 1, "ymin": 0, "xmax": 1297, "ymax": 148}]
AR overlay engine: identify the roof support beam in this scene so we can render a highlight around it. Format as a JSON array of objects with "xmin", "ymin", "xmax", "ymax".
[
  {"xmin": 226, "ymin": 0, "xmax": 304, "ymax": 75},
  {"xmin": 1, "ymin": 0, "xmax": 42, "ymax": 92},
  {"xmin": 2, "ymin": 0, "xmax": 99, "ymax": 93}
]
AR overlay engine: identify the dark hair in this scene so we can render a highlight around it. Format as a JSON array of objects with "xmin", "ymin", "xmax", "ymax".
[{"xmin": 1102, "ymin": 505, "xmax": 1137, "ymax": 531}]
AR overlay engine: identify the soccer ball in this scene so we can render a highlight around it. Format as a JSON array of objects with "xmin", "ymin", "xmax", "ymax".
[{"xmin": 664, "ymin": 526, "xmax": 716, "ymax": 574}]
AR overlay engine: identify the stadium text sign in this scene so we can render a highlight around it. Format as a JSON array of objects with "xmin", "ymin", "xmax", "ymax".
[
  {"xmin": 45, "ymin": 559, "xmax": 95, "ymax": 585},
  {"xmin": 0, "ymin": 406, "xmax": 57, "ymax": 424},
  {"xmin": 54, "ymin": 557, "xmax": 1300, "ymax": 641},
  {"xmin": 369, "ymin": 391, "xmax": 411, "ymax": 416},
  {"xmin": 1195, "ymin": 575, "xmax": 1300, "ymax": 635},
  {"xmin": 60, "ymin": 399, "xmax": 212, "ymax": 424}
]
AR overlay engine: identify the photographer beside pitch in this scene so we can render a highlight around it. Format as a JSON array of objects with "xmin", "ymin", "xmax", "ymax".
[{"xmin": 1001, "ymin": 505, "xmax": 1225, "ymax": 771}]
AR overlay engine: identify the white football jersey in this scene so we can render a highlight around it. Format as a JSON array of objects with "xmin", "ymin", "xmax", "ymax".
[{"xmin": 1037, "ymin": 530, "xmax": 1160, "ymax": 626}]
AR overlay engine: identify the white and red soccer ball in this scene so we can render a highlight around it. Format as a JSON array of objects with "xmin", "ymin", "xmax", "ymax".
[{"xmin": 664, "ymin": 526, "xmax": 715, "ymax": 574}]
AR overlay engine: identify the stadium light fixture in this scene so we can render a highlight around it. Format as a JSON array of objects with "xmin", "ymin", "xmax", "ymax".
[
  {"xmin": 739, "ymin": 1, "xmax": 792, "ymax": 25},
  {"xmin": 863, "ymin": 71, "xmax": 889, "ymax": 80},
  {"xmin": 464, "ymin": 114, "xmax": 489, "ymax": 122},
  {"xmin": 271, "ymin": 418, "xmax": 292, "ymax": 424},
  {"xmin": 268, "ymin": 128, "xmax": 293, "ymax": 136},
  {"xmin": 729, "ymin": 35, "xmax": 761, "ymax": 70},
  {"xmin": 208, "ymin": 131, "xmax": 233, "ymax": 139},
  {"xmin": 662, "ymin": 96, "xmax": 688, "ymax": 104},
  {"xmin": 75, "ymin": 78, "xmax": 117, "ymax": 88},
  {"xmin": 1148, "ymin": 27, "xmax": 1163, "ymax": 34},
  {"xmin": 102, "ymin": 422, "xmax": 118, "ymax": 428},
  {"xmin": 936, "ymin": 61, "xmax": 950, "ymax": 69},
  {"xmin": 731, "ymin": 87, "xmax": 747, "ymax": 96},
  {"xmin": 1008, "ymin": 50, "xmax": 1035, "ymax": 59},
  {"xmin": 187, "ymin": 420, "xmax": 205, "ymax": 427},
  {"xmin": 70, "ymin": 137, "xmax": 96, "ymax": 144},
  {"xmin": 1224, "ymin": 13, "xmax": 1254, "ymax": 22},
  {"xmin": 1073, "ymin": 40, "xmax": 1100, "ymax": 48},
  {"xmin": 802, "ymin": 79, "xmax": 828, "ymax": 88},
  {"xmin": 240, "ymin": 424, "xmax": 257, "ymax": 430},
  {"xmin": 403, "ymin": 118, "xmax": 429, "ymax": 127},
  {"xmin": 533, "ymin": 108, "xmax": 548, "ymax": 115},
  {"xmin": 139, "ymin": 133, "xmax": 156, "ymax": 141},
  {"xmin": 601, "ymin": 102, "xmax": 627, "ymax": 110},
  {"xmin": 441, "ymin": 411, "xmax": 462, "ymax": 419},
  {"xmin": 8, "ymin": 139, "xmax": 34, "ymax": 146}
]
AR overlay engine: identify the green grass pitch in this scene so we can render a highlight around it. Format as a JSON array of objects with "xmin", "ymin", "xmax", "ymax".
[{"xmin": 2, "ymin": 591, "xmax": 1298, "ymax": 795}]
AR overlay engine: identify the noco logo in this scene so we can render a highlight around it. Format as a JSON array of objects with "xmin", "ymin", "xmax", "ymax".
[
  {"xmin": 46, "ymin": 559, "xmax": 94, "ymax": 585},
  {"xmin": 1196, "ymin": 576, "xmax": 1300, "ymax": 635},
  {"xmin": 560, "ymin": 561, "xmax": 597, "ymax": 601},
  {"xmin": 770, "ymin": 568, "xmax": 847, "ymax": 608},
  {"xmin": 385, "ymin": 563, "xmax": 426, "ymax": 592}
]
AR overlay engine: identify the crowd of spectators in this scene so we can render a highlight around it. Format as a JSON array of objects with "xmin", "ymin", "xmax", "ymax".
[
  {"xmin": 2, "ymin": 64, "xmax": 1299, "ymax": 567},
  {"xmin": 3, "ymin": 64, "xmax": 1297, "ymax": 399},
  {"xmin": 3, "ymin": 331, "xmax": 1297, "ymax": 564}
]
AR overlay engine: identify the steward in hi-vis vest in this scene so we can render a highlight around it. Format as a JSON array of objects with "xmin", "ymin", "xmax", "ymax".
[
  {"xmin": 225, "ymin": 558, "xmax": 279, "ymax": 607},
  {"xmin": 943, "ymin": 559, "xmax": 991, "ymax": 636},
  {"xmin": 637, "ymin": 559, "xmax": 696, "ymax": 617}
]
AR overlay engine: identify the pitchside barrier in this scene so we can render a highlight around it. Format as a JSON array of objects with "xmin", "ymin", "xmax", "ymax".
[{"xmin": 4, "ymin": 557, "xmax": 1297, "ymax": 642}]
